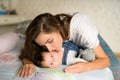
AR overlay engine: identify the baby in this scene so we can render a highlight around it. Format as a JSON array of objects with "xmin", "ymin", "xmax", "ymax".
[{"xmin": 34, "ymin": 41, "xmax": 95, "ymax": 68}]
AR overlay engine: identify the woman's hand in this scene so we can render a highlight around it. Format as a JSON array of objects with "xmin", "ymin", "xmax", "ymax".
[
  {"xmin": 17, "ymin": 59, "xmax": 35, "ymax": 78},
  {"xmin": 64, "ymin": 62, "xmax": 90, "ymax": 73}
]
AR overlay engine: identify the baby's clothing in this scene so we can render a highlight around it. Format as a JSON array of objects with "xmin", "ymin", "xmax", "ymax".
[
  {"xmin": 78, "ymin": 48, "xmax": 95, "ymax": 62},
  {"xmin": 62, "ymin": 41, "xmax": 95, "ymax": 65}
]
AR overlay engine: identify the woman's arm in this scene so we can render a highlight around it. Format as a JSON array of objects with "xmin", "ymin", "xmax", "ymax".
[
  {"xmin": 17, "ymin": 58, "xmax": 35, "ymax": 78},
  {"xmin": 64, "ymin": 44, "xmax": 110, "ymax": 73}
]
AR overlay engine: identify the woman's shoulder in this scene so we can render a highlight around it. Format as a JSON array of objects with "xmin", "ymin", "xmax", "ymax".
[
  {"xmin": 71, "ymin": 13, "xmax": 89, "ymax": 26},
  {"xmin": 70, "ymin": 13, "xmax": 90, "ymax": 31},
  {"xmin": 70, "ymin": 12, "xmax": 95, "ymax": 30}
]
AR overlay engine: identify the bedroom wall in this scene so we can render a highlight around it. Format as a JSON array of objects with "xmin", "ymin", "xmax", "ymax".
[
  {"xmin": 0, "ymin": 25, "xmax": 17, "ymax": 34},
  {"xmin": 16, "ymin": 0, "xmax": 120, "ymax": 52}
]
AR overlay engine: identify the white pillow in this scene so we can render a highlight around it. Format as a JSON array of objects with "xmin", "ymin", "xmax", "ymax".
[{"xmin": 0, "ymin": 32, "xmax": 20, "ymax": 54}]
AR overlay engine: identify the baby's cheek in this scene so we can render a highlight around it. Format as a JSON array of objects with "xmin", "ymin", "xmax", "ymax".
[
  {"xmin": 54, "ymin": 64, "xmax": 60, "ymax": 68},
  {"xmin": 53, "ymin": 62, "xmax": 60, "ymax": 68}
]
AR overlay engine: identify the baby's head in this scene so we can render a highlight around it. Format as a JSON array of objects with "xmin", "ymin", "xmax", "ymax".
[{"xmin": 35, "ymin": 51, "xmax": 60, "ymax": 68}]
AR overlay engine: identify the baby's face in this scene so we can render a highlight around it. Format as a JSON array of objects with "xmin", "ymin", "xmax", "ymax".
[{"xmin": 40, "ymin": 51, "xmax": 60, "ymax": 68}]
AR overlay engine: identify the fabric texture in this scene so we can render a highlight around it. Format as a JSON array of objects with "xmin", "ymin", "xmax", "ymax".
[
  {"xmin": 0, "ymin": 32, "xmax": 20, "ymax": 54},
  {"xmin": 110, "ymin": 64, "xmax": 120, "ymax": 80}
]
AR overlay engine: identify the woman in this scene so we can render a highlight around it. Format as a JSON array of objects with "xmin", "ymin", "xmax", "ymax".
[{"xmin": 17, "ymin": 13, "xmax": 110, "ymax": 78}]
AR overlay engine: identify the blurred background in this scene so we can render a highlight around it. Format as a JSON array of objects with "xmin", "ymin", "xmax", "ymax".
[{"xmin": 0, "ymin": 0, "xmax": 120, "ymax": 53}]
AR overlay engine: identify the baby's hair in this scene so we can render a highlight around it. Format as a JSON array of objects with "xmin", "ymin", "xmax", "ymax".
[{"xmin": 34, "ymin": 47, "xmax": 48, "ymax": 67}]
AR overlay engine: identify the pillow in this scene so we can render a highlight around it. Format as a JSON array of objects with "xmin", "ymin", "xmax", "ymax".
[
  {"xmin": 98, "ymin": 34, "xmax": 119, "ymax": 65},
  {"xmin": 0, "ymin": 32, "xmax": 20, "ymax": 54}
]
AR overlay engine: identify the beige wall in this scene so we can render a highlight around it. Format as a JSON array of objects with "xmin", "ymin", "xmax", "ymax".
[{"xmin": 6, "ymin": 0, "xmax": 120, "ymax": 52}]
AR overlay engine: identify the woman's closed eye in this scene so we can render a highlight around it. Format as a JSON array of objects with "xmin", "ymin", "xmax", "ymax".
[{"xmin": 48, "ymin": 38, "xmax": 53, "ymax": 43}]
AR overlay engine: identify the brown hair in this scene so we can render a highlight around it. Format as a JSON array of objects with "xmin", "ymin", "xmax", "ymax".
[
  {"xmin": 55, "ymin": 13, "xmax": 72, "ymax": 39},
  {"xmin": 19, "ymin": 13, "xmax": 72, "ymax": 64}
]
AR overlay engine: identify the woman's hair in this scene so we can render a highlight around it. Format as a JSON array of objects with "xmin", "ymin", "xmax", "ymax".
[
  {"xmin": 19, "ymin": 13, "xmax": 72, "ymax": 64},
  {"xmin": 54, "ymin": 13, "xmax": 72, "ymax": 39}
]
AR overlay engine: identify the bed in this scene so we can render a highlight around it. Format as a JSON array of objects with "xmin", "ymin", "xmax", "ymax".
[{"xmin": 0, "ymin": 21, "xmax": 119, "ymax": 80}]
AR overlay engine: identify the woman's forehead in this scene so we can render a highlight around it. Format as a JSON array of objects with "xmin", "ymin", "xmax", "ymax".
[
  {"xmin": 35, "ymin": 31, "xmax": 59, "ymax": 44},
  {"xmin": 35, "ymin": 33, "xmax": 50, "ymax": 45}
]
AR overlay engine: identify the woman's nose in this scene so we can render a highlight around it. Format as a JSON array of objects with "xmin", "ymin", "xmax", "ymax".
[{"xmin": 45, "ymin": 44, "xmax": 53, "ymax": 52}]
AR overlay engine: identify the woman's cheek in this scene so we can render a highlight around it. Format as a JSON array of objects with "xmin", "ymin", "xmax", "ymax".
[{"xmin": 55, "ymin": 42, "xmax": 62, "ymax": 52}]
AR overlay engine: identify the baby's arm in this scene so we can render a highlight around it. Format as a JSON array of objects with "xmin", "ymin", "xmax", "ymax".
[
  {"xmin": 78, "ymin": 48, "xmax": 95, "ymax": 62},
  {"xmin": 66, "ymin": 50, "xmax": 87, "ymax": 66}
]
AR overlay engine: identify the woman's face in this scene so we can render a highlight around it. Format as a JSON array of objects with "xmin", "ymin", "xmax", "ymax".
[{"xmin": 35, "ymin": 31, "xmax": 63, "ymax": 52}]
